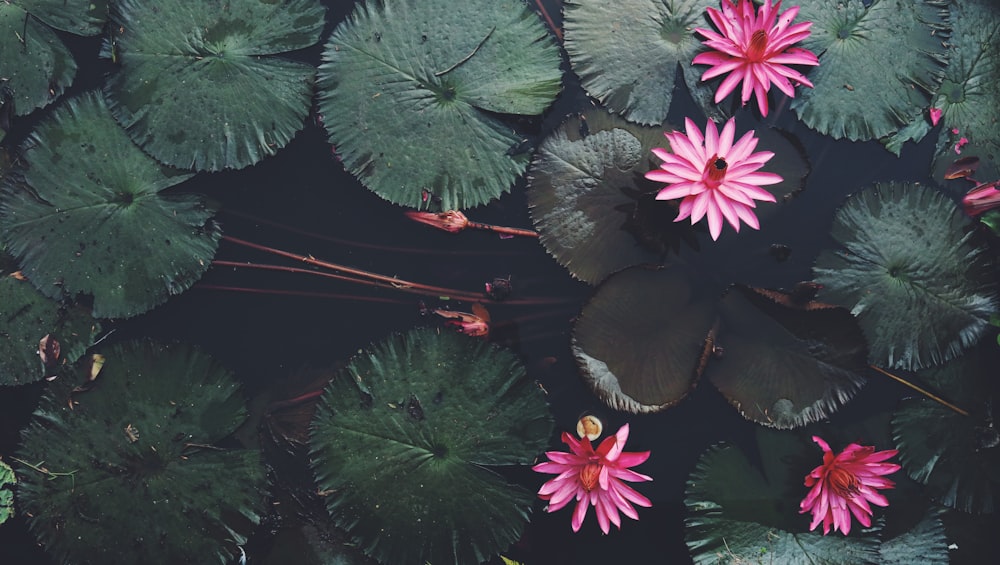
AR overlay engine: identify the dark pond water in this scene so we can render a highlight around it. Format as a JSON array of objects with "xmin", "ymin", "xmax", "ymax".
[{"xmin": 2, "ymin": 1, "xmax": 999, "ymax": 564}]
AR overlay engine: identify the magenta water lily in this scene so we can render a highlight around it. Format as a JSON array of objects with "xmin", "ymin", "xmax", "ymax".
[
  {"xmin": 534, "ymin": 423, "xmax": 652, "ymax": 534},
  {"xmin": 799, "ymin": 436, "xmax": 901, "ymax": 536},
  {"xmin": 645, "ymin": 117, "xmax": 782, "ymax": 240},
  {"xmin": 693, "ymin": 0, "xmax": 819, "ymax": 117}
]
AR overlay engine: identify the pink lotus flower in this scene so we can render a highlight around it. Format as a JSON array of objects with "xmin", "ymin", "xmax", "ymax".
[
  {"xmin": 929, "ymin": 107, "xmax": 943, "ymax": 126},
  {"xmin": 799, "ymin": 436, "xmax": 900, "ymax": 536},
  {"xmin": 533, "ymin": 423, "xmax": 652, "ymax": 534},
  {"xmin": 645, "ymin": 117, "xmax": 782, "ymax": 240},
  {"xmin": 962, "ymin": 180, "xmax": 1000, "ymax": 217},
  {"xmin": 693, "ymin": 0, "xmax": 819, "ymax": 116}
]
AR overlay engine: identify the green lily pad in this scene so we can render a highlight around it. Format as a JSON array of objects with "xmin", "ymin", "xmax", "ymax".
[
  {"xmin": 706, "ymin": 285, "xmax": 869, "ymax": 429},
  {"xmin": 685, "ymin": 429, "xmax": 882, "ymax": 564},
  {"xmin": 15, "ymin": 340, "xmax": 266, "ymax": 565},
  {"xmin": 309, "ymin": 328, "xmax": 553, "ymax": 565},
  {"xmin": 813, "ymin": 183, "xmax": 997, "ymax": 371},
  {"xmin": 563, "ymin": 0, "xmax": 727, "ymax": 125},
  {"xmin": 0, "ymin": 91, "xmax": 220, "ymax": 319},
  {"xmin": 929, "ymin": 0, "xmax": 1000, "ymax": 181},
  {"xmin": 0, "ymin": 457, "xmax": 13, "ymax": 525},
  {"xmin": 891, "ymin": 352, "xmax": 1000, "ymax": 514},
  {"xmin": 317, "ymin": 0, "xmax": 562, "ymax": 210},
  {"xmin": 573, "ymin": 265, "xmax": 719, "ymax": 413},
  {"xmin": 527, "ymin": 111, "xmax": 677, "ymax": 285},
  {"xmin": 16, "ymin": 0, "xmax": 107, "ymax": 35},
  {"xmin": 0, "ymin": 3, "xmax": 76, "ymax": 117},
  {"xmin": 792, "ymin": 0, "xmax": 949, "ymax": 141},
  {"xmin": 0, "ymin": 272, "xmax": 99, "ymax": 387},
  {"xmin": 687, "ymin": 428, "xmax": 948, "ymax": 564},
  {"xmin": 104, "ymin": 0, "xmax": 325, "ymax": 171}
]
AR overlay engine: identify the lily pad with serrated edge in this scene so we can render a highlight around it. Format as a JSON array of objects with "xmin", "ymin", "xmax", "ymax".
[
  {"xmin": 0, "ymin": 4, "xmax": 75, "ymax": 118},
  {"xmin": 813, "ymin": 182, "xmax": 997, "ymax": 371},
  {"xmin": 891, "ymin": 351, "xmax": 1000, "ymax": 514},
  {"xmin": 104, "ymin": 0, "xmax": 325, "ymax": 171},
  {"xmin": 528, "ymin": 111, "xmax": 808, "ymax": 285},
  {"xmin": 791, "ymin": 0, "xmax": 949, "ymax": 142},
  {"xmin": 0, "ymin": 271, "xmax": 99, "ymax": 387},
  {"xmin": 706, "ymin": 285, "xmax": 869, "ymax": 429},
  {"xmin": 15, "ymin": 340, "xmax": 266, "ymax": 565},
  {"xmin": 563, "ymin": 0, "xmax": 728, "ymax": 126},
  {"xmin": 685, "ymin": 427, "xmax": 948, "ymax": 564},
  {"xmin": 929, "ymin": 0, "xmax": 1000, "ymax": 182},
  {"xmin": 0, "ymin": 91, "xmax": 220, "ymax": 319},
  {"xmin": 317, "ymin": 0, "xmax": 562, "ymax": 210},
  {"xmin": 572, "ymin": 265, "xmax": 720, "ymax": 414},
  {"xmin": 0, "ymin": 457, "xmax": 13, "ymax": 525},
  {"xmin": 308, "ymin": 328, "xmax": 553, "ymax": 565}
]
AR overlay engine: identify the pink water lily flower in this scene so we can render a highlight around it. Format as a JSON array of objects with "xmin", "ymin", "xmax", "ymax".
[
  {"xmin": 800, "ymin": 436, "xmax": 901, "ymax": 536},
  {"xmin": 533, "ymin": 423, "xmax": 652, "ymax": 534},
  {"xmin": 693, "ymin": 0, "xmax": 819, "ymax": 116},
  {"xmin": 962, "ymin": 180, "xmax": 1000, "ymax": 217},
  {"xmin": 645, "ymin": 117, "xmax": 782, "ymax": 240}
]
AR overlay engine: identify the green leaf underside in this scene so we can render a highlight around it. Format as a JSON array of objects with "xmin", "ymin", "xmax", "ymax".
[
  {"xmin": 309, "ymin": 328, "xmax": 552, "ymax": 565},
  {"xmin": 0, "ymin": 275, "xmax": 97, "ymax": 386},
  {"xmin": 792, "ymin": 0, "xmax": 949, "ymax": 141},
  {"xmin": 16, "ymin": 0, "xmax": 108, "ymax": 36},
  {"xmin": 573, "ymin": 266, "xmax": 718, "ymax": 413},
  {"xmin": 0, "ymin": 92, "xmax": 220, "ymax": 319},
  {"xmin": 685, "ymin": 430, "xmax": 882, "ymax": 564},
  {"xmin": 563, "ymin": 0, "xmax": 727, "ymax": 125},
  {"xmin": 317, "ymin": 0, "xmax": 562, "ymax": 210},
  {"xmin": 15, "ymin": 341, "xmax": 265, "ymax": 565},
  {"xmin": 105, "ymin": 0, "xmax": 324, "ymax": 171},
  {"xmin": 528, "ymin": 111, "xmax": 674, "ymax": 285},
  {"xmin": 0, "ymin": 4, "xmax": 76, "ymax": 117},
  {"xmin": 930, "ymin": 0, "xmax": 1000, "ymax": 180},
  {"xmin": 891, "ymin": 353, "xmax": 1000, "ymax": 514},
  {"xmin": 706, "ymin": 286, "xmax": 868, "ymax": 429},
  {"xmin": 813, "ymin": 183, "xmax": 997, "ymax": 371}
]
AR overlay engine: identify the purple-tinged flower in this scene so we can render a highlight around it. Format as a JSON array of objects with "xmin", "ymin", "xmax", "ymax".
[
  {"xmin": 962, "ymin": 180, "xmax": 1000, "ymax": 217},
  {"xmin": 533, "ymin": 424, "xmax": 651, "ymax": 534},
  {"xmin": 645, "ymin": 117, "xmax": 782, "ymax": 240},
  {"xmin": 693, "ymin": 0, "xmax": 819, "ymax": 116},
  {"xmin": 799, "ymin": 436, "xmax": 900, "ymax": 536}
]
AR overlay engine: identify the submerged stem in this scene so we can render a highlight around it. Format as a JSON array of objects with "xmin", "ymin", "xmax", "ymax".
[{"xmin": 869, "ymin": 364, "xmax": 970, "ymax": 416}]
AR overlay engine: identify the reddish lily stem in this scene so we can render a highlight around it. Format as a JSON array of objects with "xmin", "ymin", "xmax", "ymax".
[
  {"xmin": 197, "ymin": 282, "xmax": 409, "ymax": 304},
  {"xmin": 267, "ymin": 389, "xmax": 326, "ymax": 411},
  {"xmin": 869, "ymin": 364, "xmax": 969, "ymax": 416},
  {"xmin": 534, "ymin": 0, "xmax": 562, "ymax": 41},
  {"xmin": 466, "ymin": 221, "xmax": 539, "ymax": 238}
]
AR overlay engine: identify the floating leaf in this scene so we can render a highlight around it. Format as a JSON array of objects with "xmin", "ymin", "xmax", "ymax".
[
  {"xmin": 891, "ymin": 352, "xmax": 1000, "ymax": 514},
  {"xmin": 309, "ymin": 328, "xmax": 552, "ymax": 565},
  {"xmin": 563, "ymin": 0, "xmax": 726, "ymax": 125},
  {"xmin": 685, "ymin": 429, "xmax": 882, "ymax": 564},
  {"xmin": 929, "ymin": 0, "xmax": 1000, "ymax": 181},
  {"xmin": 878, "ymin": 506, "xmax": 948, "ymax": 565},
  {"xmin": 0, "ymin": 457, "xmax": 13, "ymax": 525},
  {"xmin": 104, "ymin": 0, "xmax": 325, "ymax": 171},
  {"xmin": 813, "ymin": 183, "xmax": 997, "ymax": 371},
  {"xmin": 792, "ymin": 0, "xmax": 949, "ymax": 141},
  {"xmin": 317, "ymin": 0, "xmax": 561, "ymax": 209},
  {"xmin": 706, "ymin": 285, "xmax": 868, "ymax": 429},
  {"xmin": 0, "ymin": 272, "xmax": 98, "ymax": 387},
  {"xmin": 16, "ymin": 0, "xmax": 108, "ymax": 36},
  {"xmin": 15, "ymin": 340, "xmax": 265, "ymax": 564},
  {"xmin": 573, "ymin": 266, "xmax": 719, "ymax": 414},
  {"xmin": 0, "ymin": 92, "xmax": 220, "ymax": 319}
]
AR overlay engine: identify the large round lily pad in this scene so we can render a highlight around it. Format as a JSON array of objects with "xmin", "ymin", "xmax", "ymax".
[
  {"xmin": 813, "ymin": 182, "xmax": 997, "ymax": 371},
  {"xmin": 562, "ymin": 0, "xmax": 727, "ymax": 125},
  {"xmin": 792, "ymin": 0, "xmax": 949, "ymax": 141},
  {"xmin": 891, "ymin": 352, "xmax": 1000, "ymax": 514},
  {"xmin": 15, "ymin": 340, "xmax": 266, "ymax": 565},
  {"xmin": 686, "ymin": 428, "xmax": 947, "ymax": 564},
  {"xmin": 104, "ymin": 0, "xmax": 325, "ymax": 171},
  {"xmin": 706, "ymin": 285, "xmax": 869, "ymax": 429},
  {"xmin": 309, "ymin": 327, "xmax": 553, "ymax": 565},
  {"xmin": 317, "ymin": 0, "xmax": 562, "ymax": 209},
  {"xmin": 0, "ymin": 91, "xmax": 220, "ymax": 319},
  {"xmin": 0, "ymin": 271, "xmax": 98, "ymax": 387}
]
